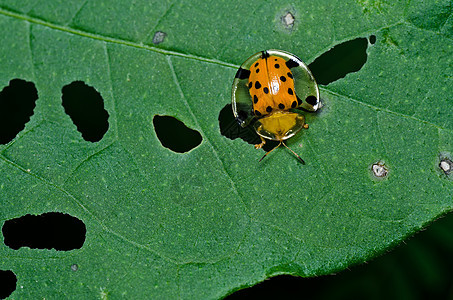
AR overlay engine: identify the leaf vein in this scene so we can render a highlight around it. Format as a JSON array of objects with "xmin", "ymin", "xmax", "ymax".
[
  {"xmin": 0, "ymin": 147, "xmax": 178, "ymax": 264},
  {"xmin": 0, "ymin": 7, "xmax": 240, "ymax": 69},
  {"xmin": 324, "ymin": 88, "xmax": 453, "ymax": 134},
  {"xmin": 166, "ymin": 56, "xmax": 251, "ymax": 218},
  {"xmin": 65, "ymin": 0, "xmax": 88, "ymax": 26},
  {"xmin": 144, "ymin": 0, "xmax": 179, "ymax": 43},
  {"xmin": 104, "ymin": 42, "xmax": 119, "ymax": 140}
]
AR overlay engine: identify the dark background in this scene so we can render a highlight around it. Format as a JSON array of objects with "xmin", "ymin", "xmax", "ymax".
[{"xmin": 227, "ymin": 211, "xmax": 453, "ymax": 300}]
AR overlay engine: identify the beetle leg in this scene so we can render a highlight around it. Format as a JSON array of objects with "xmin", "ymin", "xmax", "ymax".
[{"xmin": 255, "ymin": 136, "xmax": 266, "ymax": 149}]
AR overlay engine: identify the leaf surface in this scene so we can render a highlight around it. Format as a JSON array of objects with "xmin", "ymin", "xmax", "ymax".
[{"xmin": 0, "ymin": 0, "xmax": 452, "ymax": 298}]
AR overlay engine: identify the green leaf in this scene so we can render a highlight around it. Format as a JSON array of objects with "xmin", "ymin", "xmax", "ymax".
[{"xmin": 0, "ymin": 0, "xmax": 452, "ymax": 298}]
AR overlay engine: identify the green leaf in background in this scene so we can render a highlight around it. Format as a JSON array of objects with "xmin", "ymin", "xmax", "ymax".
[{"xmin": 0, "ymin": 0, "xmax": 452, "ymax": 298}]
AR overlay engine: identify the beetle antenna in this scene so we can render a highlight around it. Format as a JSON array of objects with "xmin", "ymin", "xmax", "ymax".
[
  {"xmin": 259, "ymin": 141, "xmax": 282, "ymax": 162},
  {"xmin": 282, "ymin": 142, "xmax": 305, "ymax": 164}
]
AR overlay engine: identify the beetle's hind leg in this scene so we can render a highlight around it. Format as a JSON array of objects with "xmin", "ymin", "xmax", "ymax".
[{"xmin": 254, "ymin": 136, "xmax": 266, "ymax": 149}]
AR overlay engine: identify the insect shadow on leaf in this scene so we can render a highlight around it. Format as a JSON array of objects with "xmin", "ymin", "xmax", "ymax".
[{"xmin": 218, "ymin": 104, "xmax": 278, "ymax": 152}]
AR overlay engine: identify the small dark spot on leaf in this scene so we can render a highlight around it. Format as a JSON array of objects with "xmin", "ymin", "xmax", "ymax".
[
  {"xmin": 0, "ymin": 270, "xmax": 16, "ymax": 299},
  {"xmin": 0, "ymin": 79, "xmax": 38, "ymax": 144},
  {"xmin": 61, "ymin": 81, "xmax": 109, "ymax": 142},
  {"xmin": 152, "ymin": 31, "xmax": 167, "ymax": 45},
  {"xmin": 2, "ymin": 212, "xmax": 86, "ymax": 251},
  {"xmin": 369, "ymin": 35, "xmax": 376, "ymax": 44},
  {"xmin": 153, "ymin": 115, "xmax": 202, "ymax": 153},
  {"xmin": 371, "ymin": 161, "xmax": 388, "ymax": 179}
]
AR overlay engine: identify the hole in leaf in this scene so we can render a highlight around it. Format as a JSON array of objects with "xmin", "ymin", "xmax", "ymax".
[
  {"xmin": 153, "ymin": 115, "xmax": 202, "ymax": 153},
  {"xmin": 218, "ymin": 104, "xmax": 277, "ymax": 152},
  {"xmin": 2, "ymin": 212, "xmax": 86, "ymax": 251},
  {"xmin": 0, "ymin": 79, "xmax": 38, "ymax": 144},
  {"xmin": 0, "ymin": 270, "xmax": 16, "ymax": 299},
  {"xmin": 369, "ymin": 34, "xmax": 376, "ymax": 45},
  {"xmin": 61, "ymin": 81, "xmax": 109, "ymax": 142},
  {"xmin": 308, "ymin": 37, "xmax": 369, "ymax": 85}
]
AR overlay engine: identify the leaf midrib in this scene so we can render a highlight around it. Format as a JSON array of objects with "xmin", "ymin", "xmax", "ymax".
[{"xmin": 0, "ymin": 6, "xmax": 240, "ymax": 69}]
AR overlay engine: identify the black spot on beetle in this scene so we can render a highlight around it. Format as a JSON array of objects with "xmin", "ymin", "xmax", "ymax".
[
  {"xmin": 255, "ymin": 62, "xmax": 259, "ymax": 67},
  {"xmin": 280, "ymin": 76, "xmax": 286, "ymax": 82},
  {"xmin": 291, "ymin": 101, "xmax": 297, "ymax": 108},
  {"xmin": 287, "ymin": 72, "xmax": 293, "ymax": 79},
  {"xmin": 255, "ymin": 81, "xmax": 262, "ymax": 89},
  {"xmin": 278, "ymin": 103, "xmax": 285, "ymax": 109},
  {"xmin": 288, "ymin": 88, "xmax": 294, "ymax": 95},
  {"xmin": 275, "ymin": 64, "xmax": 280, "ymax": 69},
  {"xmin": 248, "ymin": 81, "xmax": 252, "ymax": 89},
  {"xmin": 255, "ymin": 110, "xmax": 262, "ymax": 117},
  {"xmin": 286, "ymin": 59, "xmax": 299, "ymax": 69},
  {"xmin": 305, "ymin": 95, "xmax": 318, "ymax": 105},
  {"xmin": 253, "ymin": 95, "xmax": 259, "ymax": 104},
  {"xmin": 256, "ymin": 68, "xmax": 260, "ymax": 73},
  {"xmin": 297, "ymin": 96, "xmax": 302, "ymax": 106},
  {"xmin": 266, "ymin": 106, "xmax": 272, "ymax": 113},
  {"xmin": 263, "ymin": 87, "xmax": 269, "ymax": 94},
  {"xmin": 235, "ymin": 68, "xmax": 250, "ymax": 79}
]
